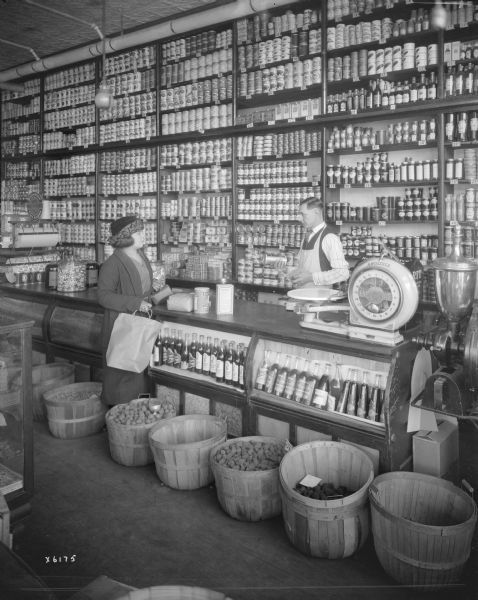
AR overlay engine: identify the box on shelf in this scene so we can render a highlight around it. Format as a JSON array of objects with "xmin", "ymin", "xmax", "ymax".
[{"xmin": 413, "ymin": 419, "xmax": 459, "ymax": 480}]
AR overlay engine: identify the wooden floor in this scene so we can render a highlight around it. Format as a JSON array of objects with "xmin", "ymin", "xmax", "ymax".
[{"xmin": 7, "ymin": 421, "xmax": 478, "ymax": 600}]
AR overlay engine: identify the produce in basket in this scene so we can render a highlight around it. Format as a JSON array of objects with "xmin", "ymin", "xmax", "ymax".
[
  {"xmin": 294, "ymin": 480, "xmax": 353, "ymax": 500},
  {"xmin": 109, "ymin": 398, "xmax": 175, "ymax": 425},
  {"xmin": 213, "ymin": 440, "xmax": 285, "ymax": 471}
]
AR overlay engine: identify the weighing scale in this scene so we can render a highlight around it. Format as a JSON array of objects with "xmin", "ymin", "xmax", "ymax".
[{"xmin": 288, "ymin": 252, "xmax": 419, "ymax": 346}]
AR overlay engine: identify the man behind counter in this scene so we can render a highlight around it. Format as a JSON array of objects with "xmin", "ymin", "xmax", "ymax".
[{"xmin": 290, "ymin": 196, "xmax": 349, "ymax": 288}]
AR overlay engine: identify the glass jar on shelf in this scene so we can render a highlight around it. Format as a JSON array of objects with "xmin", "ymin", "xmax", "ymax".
[{"xmin": 56, "ymin": 250, "xmax": 86, "ymax": 292}]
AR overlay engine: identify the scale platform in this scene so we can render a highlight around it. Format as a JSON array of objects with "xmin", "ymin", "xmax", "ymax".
[{"xmin": 299, "ymin": 315, "xmax": 404, "ymax": 345}]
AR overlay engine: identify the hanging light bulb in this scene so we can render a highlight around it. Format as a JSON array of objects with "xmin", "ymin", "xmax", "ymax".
[
  {"xmin": 431, "ymin": 0, "xmax": 448, "ymax": 30},
  {"xmin": 95, "ymin": 0, "xmax": 112, "ymax": 110}
]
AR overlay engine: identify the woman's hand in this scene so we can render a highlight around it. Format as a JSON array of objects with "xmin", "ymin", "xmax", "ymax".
[{"xmin": 139, "ymin": 301, "xmax": 152, "ymax": 313}]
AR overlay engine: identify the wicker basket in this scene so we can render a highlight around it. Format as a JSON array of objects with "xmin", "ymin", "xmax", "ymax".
[
  {"xmin": 116, "ymin": 586, "xmax": 234, "ymax": 600},
  {"xmin": 33, "ymin": 363, "xmax": 75, "ymax": 422},
  {"xmin": 369, "ymin": 471, "xmax": 477, "ymax": 587},
  {"xmin": 279, "ymin": 441, "xmax": 374, "ymax": 559},
  {"xmin": 211, "ymin": 436, "xmax": 285, "ymax": 521},
  {"xmin": 149, "ymin": 415, "xmax": 227, "ymax": 490},
  {"xmin": 105, "ymin": 397, "xmax": 176, "ymax": 467},
  {"xmin": 43, "ymin": 382, "xmax": 105, "ymax": 439}
]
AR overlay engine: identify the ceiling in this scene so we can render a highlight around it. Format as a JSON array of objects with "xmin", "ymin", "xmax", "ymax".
[{"xmin": 0, "ymin": 0, "xmax": 229, "ymax": 75}]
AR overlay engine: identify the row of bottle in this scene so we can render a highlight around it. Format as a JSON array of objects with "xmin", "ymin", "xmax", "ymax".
[
  {"xmin": 99, "ymin": 117, "xmax": 156, "ymax": 144},
  {"xmin": 340, "ymin": 232, "xmax": 438, "ymax": 262},
  {"xmin": 327, "ymin": 44, "xmax": 438, "ymax": 82},
  {"xmin": 163, "ymin": 220, "xmax": 230, "ymax": 247},
  {"xmin": 3, "ymin": 119, "xmax": 40, "ymax": 137},
  {"xmin": 160, "ymin": 76, "xmax": 233, "ymax": 112},
  {"xmin": 2, "ymin": 136, "xmax": 40, "ymax": 156},
  {"xmin": 100, "ymin": 172, "xmax": 156, "ymax": 196},
  {"xmin": 160, "ymin": 167, "xmax": 231, "ymax": 193},
  {"xmin": 327, "ymin": 10, "xmax": 433, "ymax": 51},
  {"xmin": 445, "ymin": 64, "xmax": 478, "ymax": 98},
  {"xmin": 161, "ymin": 104, "xmax": 233, "ymax": 135},
  {"xmin": 445, "ymin": 191, "xmax": 478, "ymax": 223},
  {"xmin": 43, "ymin": 177, "xmax": 94, "ymax": 198},
  {"xmin": 99, "ymin": 92, "xmax": 156, "ymax": 121},
  {"xmin": 327, "ymin": 119, "xmax": 436, "ymax": 151},
  {"xmin": 237, "ymin": 187, "xmax": 320, "ymax": 210},
  {"xmin": 238, "ymin": 58, "xmax": 321, "ymax": 98},
  {"xmin": 237, "ymin": 199, "xmax": 301, "ymax": 222},
  {"xmin": 236, "ymin": 10, "xmax": 319, "ymax": 46},
  {"xmin": 44, "ymin": 155, "xmax": 95, "ymax": 177},
  {"xmin": 255, "ymin": 353, "xmax": 386, "ymax": 422},
  {"xmin": 160, "ymin": 194, "xmax": 231, "ymax": 219},
  {"xmin": 237, "ymin": 160, "xmax": 310, "ymax": 186},
  {"xmin": 237, "ymin": 29, "xmax": 321, "ymax": 70},
  {"xmin": 100, "ymin": 197, "xmax": 157, "ymax": 221},
  {"xmin": 43, "ymin": 127, "xmax": 95, "ymax": 151},
  {"xmin": 57, "ymin": 223, "xmax": 96, "ymax": 244},
  {"xmin": 237, "ymin": 131, "xmax": 321, "ymax": 160},
  {"xmin": 151, "ymin": 328, "xmax": 247, "ymax": 389},
  {"xmin": 160, "ymin": 140, "xmax": 232, "ymax": 167},
  {"xmin": 44, "ymin": 64, "xmax": 95, "ymax": 91},
  {"xmin": 162, "ymin": 30, "xmax": 232, "ymax": 64},
  {"xmin": 44, "ymin": 84, "xmax": 96, "ymax": 111},
  {"xmin": 100, "ymin": 149, "xmax": 156, "ymax": 172},
  {"xmin": 326, "ymin": 157, "xmax": 438, "ymax": 186},
  {"xmin": 5, "ymin": 161, "xmax": 40, "ymax": 179},
  {"xmin": 445, "ymin": 112, "xmax": 478, "ymax": 143},
  {"xmin": 327, "ymin": 74, "xmax": 437, "ymax": 114}
]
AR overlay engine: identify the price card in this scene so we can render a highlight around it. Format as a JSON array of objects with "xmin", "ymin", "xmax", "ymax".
[
  {"xmin": 450, "ymin": 220, "xmax": 458, "ymax": 226},
  {"xmin": 299, "ymin": 474, "xmax": 322, "ymax": 487},
  {"xmin": 390, "ymin": 104, "xmax": 396, "ymax": 110},
  {"xmin": 264, "ymin": 182, "xmax": 269, "ymax": 188},
  {"xmin": 288, "ymin": 118, "xmax": 296, "ymax": 123},
  {"xmin": 305, "ymin": 115, "xmax": 314, "ymax": 121},
  {"xmin": 240, "ymin": 67, "xmax": 246, "ymax": 73},
  {"xmin": 198, "ymin": 128, "xmax": 205, "ymax": 134},
  {"xmin": 125, "ymin": 138, "xmax": 130, "ymax": 143},
  {"xmin": 418, "ymin": 66, "xmax": 426, "ymax": 73},
  {"xmin": 418, "ymin": 140, "xmax": 427, "ymax": 146},
  {"xmin": 372, "ymin": 145, "xmax": 380, "ymax": 151},
  {"xmin": 352, "ymin": 76, "xmax": 360, "ymax": 83},
  {"xmin": 355, "ymin": 146, "xmax": 362, "ymax": 152},
  {"xmin": 350, "ymin": 109, "xmax": 357, "ymax": 115},
  {"xmin": 276, "ymin": 154, "xmax": 283, "ymax": 159},
  {"xmin": 471, "ymin": 179, "xmax": 478, "ymax": 185},
  {"xmin": 327, "ymin": 148, "xmax": 334, "ymax": 154},
  {"xmin": 378, "ymin": 220, "xmax": 386, "ymax": 226},
  {"xmin": 246, "ymin": 122, "xmax": 254, "ymax": 128},
  {"xmin": 304, "ymin": 151, "xmax": 310, "ymax": 157},
  {"xmin": 344, "ymin": 183, "xmax": 351, "ymax": 188},
  {"xmin": 450, "ymin": 179, "xmax": 458, "ymax": 185},
  {"xmin": 267, "ymin": 120, "xmax": 276, "ymax": 126},
  {"xmin": 452, "ymin": 141, "xmax": 461, "ymax": 147},
  {"xmin": 268, "ymin": 90, "xmax": 275, "ymax": 96},
  {"xmin": 335, "ymin": 220, "xmax": 343, "ymax": 226},
  {"xmin": 245, "ymin": 94, "xmax": 252, "ymax": 100},
  {"xmin": 329, "ymin": 183, "xmax": 336, "ymax": 189},
  {"xmin": 364, "ymin": 182, "xmax": 372, "ymax": 188},
  {"xmin": 278, "ymin": 245, "xmax": 285, "ymax": 251}
]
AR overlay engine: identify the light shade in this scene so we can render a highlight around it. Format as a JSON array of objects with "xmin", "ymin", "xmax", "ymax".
[
  {"xmin": 95, "ymin": 81, "xmax": 112, "ymax": 109},
  {"xmin": 431, "ymin": 0, "xmax": 448, "ymax": 30}
]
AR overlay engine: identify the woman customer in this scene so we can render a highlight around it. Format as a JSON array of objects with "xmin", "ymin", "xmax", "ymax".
[{"xmin": 98, "ymin": 215, "xmax": 157, "ymax": 407}]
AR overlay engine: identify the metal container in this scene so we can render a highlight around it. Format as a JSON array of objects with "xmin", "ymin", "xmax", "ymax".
[{"xmin": 430, "ymin": 226, "xmax": 478, "ymax": 325}]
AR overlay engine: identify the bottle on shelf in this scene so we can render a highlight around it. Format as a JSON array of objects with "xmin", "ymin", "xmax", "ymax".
[
  {"xmin": 264, "ymin": 351, "xmax": 280, "ymax": 395},
  {"xmin": 356, "ymin": 371, "xmax": 369, "ymax": 419},
  {"xmin": 174, "ymin": 330, "xmax": 183, "ymax": 368},
  {"xmin": 216, "ymin": 340, "xmax": 227, "ymax": 383},
  {"xmin": 224, "ymin": 341, "xmax": 235, "ymax": 386},
  {"xmin": 293, "ymin": 359, "xmax": 310, "ymax": 404},
  {"xmin": 181, "ymin": 334, "xmax": 189, "ymax": 370},
  {"xmin": 312, "ymin": 363, "xmax": 331, "ymax": 410},
  {"xmin": 336, "ymin": 368, "xmax": 353, "ymax": 413},
  {"xmin": 168, "ymin": 329, "xmax": 177, "ymax": 366},
  {"xmin": 255, "ymin": 350, "xmax": 270, "ymax": 391},
  {"xmin": 161, "ymin": 327, "xmax": 170, "ymax": 366},
  {"xmin": 273, "ymin": 354, "xmax": 290, "ymax": 398},
  {"xmin": 328, "ymin": 363, "xmax": 343, "ymax": 411},
  {"xmin": 153, "ymin": 334, "xmax": 162, "ymax": 368},
  {"xmin": 233, "ymin": 343, "xmax": 243, "ymax": 388},
  {"xmin": 301, "ymin": 360, "xmax": 320, "ymax": 407},
  {"xmin": 238, "ymin": 345, "xmax": 247, "ymax": 390},
  {"xmin": 195, "ymin": 334, "xmax": 205, "ymax": 374},
  {"xmin": 188, "ymin": 333, "xmax": 198, "ymax": 371},
  {"xmin": 368, "ymin": 374, "xmax": 382, "ymax": 422},
  {"xmin": 202, "ymin": 336, "xmax": 212, "ymax": 376},
  {"xmin": 210, "ymin": 337, "xmax": 220, "ymax": 380},
  {"xmin": 346, "ymin": 369, "xmax": 359, "ymax": 416},
  {"xmin": 282, "ymin": 356, "xmax": 300, "ymax": 402}
]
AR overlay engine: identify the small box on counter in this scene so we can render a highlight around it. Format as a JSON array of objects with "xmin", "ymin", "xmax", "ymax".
[
  {"xmin": 413, "ymin": 420, "xmax": 459, "ymax": 480},
  {"xmin": 216, "ymin": 283, "xmax": 234, "ymax": 315}
]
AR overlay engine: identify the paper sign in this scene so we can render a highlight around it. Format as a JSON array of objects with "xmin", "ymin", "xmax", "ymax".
[{"xmin": 299, "ymin": 474, "xmax": 322, "ymax": 488}]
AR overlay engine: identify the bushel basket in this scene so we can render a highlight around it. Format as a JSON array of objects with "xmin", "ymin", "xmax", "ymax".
[
  {"xmin": 43, "ymin": 382, "xmax": 105, "ymax": 439},
  {"xmin": 105, "ymin": 396, "xmax": 176, "ymax": 467},
  {"xmin": 149, "ymin": 414, "xmax": 227, "ymax": 490},
  {"xmin": 211, "ymin": 436, "xmax": 285, "ymax": 521},
  {"xmin": 32, "ymin": 363, "xmax": 75, "ymax": 421},
  {"xmin": 116, "ymin": 585, "xmax": 234, "ymax": 600},
  {"xmin": 279, "ymin": 441, "xmax": 374, "ymax": 559},
  {"xmin": 369, "ymin": 471, "xmax": 477, "ymax": 587}
]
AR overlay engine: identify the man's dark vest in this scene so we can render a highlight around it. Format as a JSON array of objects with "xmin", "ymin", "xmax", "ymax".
[{"xmin": 301, "ymin": 225, "xmax": 338, "ymax": 272}]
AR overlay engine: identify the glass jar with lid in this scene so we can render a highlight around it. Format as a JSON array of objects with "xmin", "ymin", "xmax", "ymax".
[{"xmin": 56, "ymin": 250, "xmax": 87, "ymax": 292}]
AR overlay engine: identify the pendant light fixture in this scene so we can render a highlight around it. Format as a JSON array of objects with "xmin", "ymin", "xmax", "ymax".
[
  {"xmin": 94, "ymin": 0, "xmax": 112, "ymax": 110},
  {"xmin": 431, "ymin": 0, "xmax": 448, "ymax": 30}
]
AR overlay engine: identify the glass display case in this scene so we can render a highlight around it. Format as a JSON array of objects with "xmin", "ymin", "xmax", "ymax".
[{"xmin": 0, "ymin": 316, "xmax": 33, "ymax": 523}]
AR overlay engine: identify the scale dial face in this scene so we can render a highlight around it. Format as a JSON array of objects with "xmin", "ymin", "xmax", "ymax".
[{"xmin": 351, "ymin": 267, "xmax": 402, "ymax": 322}]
